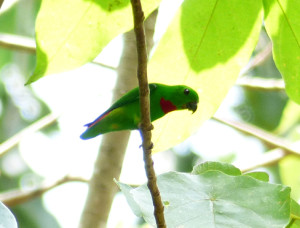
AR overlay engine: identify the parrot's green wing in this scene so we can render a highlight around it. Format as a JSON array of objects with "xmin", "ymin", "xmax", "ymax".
[
  {"xmin": 85, "ymin": 83, "xmax": 157, "ymax": 127},
  {"xmin": 110, "ymin": 83, "xmax": 157, "ymax": 111}
]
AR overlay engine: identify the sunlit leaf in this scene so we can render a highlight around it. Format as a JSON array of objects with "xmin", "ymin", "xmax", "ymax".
[
  {"xmin": 279, "ymin": 155, "xmax": 300, "ymax": 201},
  {"xmin": 243, "ymin": 171, "xmax": 269, "ymax": 182},
  {"xmin": 149, "ymin": 0, "xmax": 263, "ymax": 152},
  {"xmin": 119, "ymin": 169, "xmax": 290, "ymax": 227},
  {"xmin": 192, "ymin": 161, "xmax": 241, "ymax": 176},
  {"xmin": 0, "ymin": 201, "xmax": 17, "ymax": 228},
  {"xmin": 263, "ymin": 0, "xmax": 300, "ymax": 104},
  {"xmin": 27, "ymin": 0, "xmax": 161, "ymax": 84},
  {"xmin": 275, "ymin": 100, "xmax": 300, "ymax": 136}
]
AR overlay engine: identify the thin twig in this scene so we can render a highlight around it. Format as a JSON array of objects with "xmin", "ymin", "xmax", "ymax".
[
  {"xmin": 130, "ymin": 1, "xmax": 166, "ymax": 227},
  {"xmin": 213, "ymin": 115, "xmax": 300, "ymax": 156},
  {"xmin": 0, "ymin": 33, "xmax": 117, "ymax": 70},
  {"xmin": 0, "ymin": 33, "xmax": 36, "ymax": 53},
  {"xmin": 241, "ymin": 43, "xmax": 272, "ymax": 75},
  {"xmin": 0, "ymin": 113, "xmax": 59, "ymax": 157},
  {"xmin": 0, "ymin": 176, "xmax": 88, "ymax": 207},
  {"xmin": 237, "ymin": 148, "xmax": 286, "ymax": 173},
  {"xmin": 236, "ymin": 77, "xmax": 285, "ymax": 91}
]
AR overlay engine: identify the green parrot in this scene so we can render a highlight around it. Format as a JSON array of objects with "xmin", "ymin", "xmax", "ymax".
[{"xmin": 80, "ymin": 83, "xmax": 199, "ymax": 139}]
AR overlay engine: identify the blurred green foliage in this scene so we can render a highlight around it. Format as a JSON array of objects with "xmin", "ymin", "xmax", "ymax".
[{"xmin": 0, "ymin": 1, "xmax": 59, "ymax": 227}]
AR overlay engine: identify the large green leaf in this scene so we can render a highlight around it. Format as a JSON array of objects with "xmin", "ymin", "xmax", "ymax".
[
  {"xmin": 192, "ymin": 161, "xmax": 241, "ymax": 176},
  {"xmin": 118, "ymin": 169, "xmax": 290, "ymax": 227},
  {"xmin": 192, "ymin": 161, "xmax": 269, "ymax": 182},
  {"xmin": 280, "ymin": 155, "xmax": 300, "ymax": 201},
  {"xmin": 288, "ymin": 199, "xmax": 300, "ymax": 227},
  {"xmin": 275, "ymin": 100, "xmax": 300, "ymax": 135},
  {"xmin": 149, "ymin": 0, "xmax": 263, "ymax": 152},
  {"xmin": 27, "ymin": 0, "xmax": 161, "ymax": 84},
  {"xmin": 263, "ymin": 0, "xmax": 300, "ymax": 104},
  {"xmin": 0, "ymin": 201, "xmax": 17, "ymax": 228}
]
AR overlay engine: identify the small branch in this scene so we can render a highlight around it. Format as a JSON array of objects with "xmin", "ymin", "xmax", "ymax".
[
  {"xmin": 130, "ymin": 1, "xmax": 166, "ymax": 227},
  {"xmin": 241, "ymin": 42, "xmax": 272, "ymax": 75},
  {"xmin": 236, "ymin": 77, "xmax": 285, "ymax": 91},
  {"xmin": 237, "ymin": 148, "xmax": 286, "ymax": 173},
  {"xmin": 92, "ymin": 61, "xmax": 117, "ymax": 70},
  {"xmin": 0, "ymin": 33, "xmax": 36, "ymax": 53},
  {"xmin": 0, "ymin": 176, "xmax": 88, "ymax": 207},
  {"xmin": 0, "ymin": 33, "xmax": 117, "ymax": 70},
  {"xmin": 0, "ymin": 113, "xmax": 59, "ymax": 158},
  {"xmin": 213, "ymin": 115, "xmax": 300, "ymax": 156}
]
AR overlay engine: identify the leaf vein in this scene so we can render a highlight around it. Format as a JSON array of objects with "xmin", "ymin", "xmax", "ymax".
[
  {"xmin": 183, "ymin": 0, "xmax": 220, "ymax": 82},
  {"xmin": 276, "ymin": 0, "xmax": 300, "ymax": 49}
]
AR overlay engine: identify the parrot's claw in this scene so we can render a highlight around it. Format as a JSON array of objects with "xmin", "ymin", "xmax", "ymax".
[
  {"xmin": 148, "ymin": 124, "xmax": 154, "ymax": 131},
  {"xmin": 148, "ymin": 142, "xmax": 154, "ymax": 150}
]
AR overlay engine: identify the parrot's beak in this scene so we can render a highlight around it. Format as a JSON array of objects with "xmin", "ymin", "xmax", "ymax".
[{"xmin": 186, "ymin": 102, "xmax": 198, "ymax": 113}]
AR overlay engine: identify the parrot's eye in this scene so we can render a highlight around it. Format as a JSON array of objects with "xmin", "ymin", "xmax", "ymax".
[{"xmin": 184, "ymin": 88, "xmax": 190, "ymax": 95}]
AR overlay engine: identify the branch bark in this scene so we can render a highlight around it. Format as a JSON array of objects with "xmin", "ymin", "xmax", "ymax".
[
  {"xmin": 238, "ymin": 148, "xmax": 286, "ymax": 173},
  {"xmin": 131, "ymin": 1, "xmax": 166, "ymax": 227}
]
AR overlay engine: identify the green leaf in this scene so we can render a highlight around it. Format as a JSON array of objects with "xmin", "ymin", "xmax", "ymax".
[
  {"xmin": 243, "ymin": 171, "xmax": 269, "ymax": 182},
  {"xmin": 280, "ymin": 155, "xmax": 300, "ymax": 201},
  {"xmin": 192, "ymin": 161, "xmax": 241, "ymax": 176},
  {"xmin": 291, "ymin": 199, "xmax": 300, "ymax": 220},
  {"xmin": 27, "ymin": 0, "xmax": 161, "ymax": 84},
  {"xmin": 120, "ymin": 170, "xmax": 291, "ymax": 227},
  {"xmin": 0, "ymin": 201, "xmax": 18, "ymax": 228},
  {"xmin": 287, "ymin": 199, "xmax": 300, "ymax": 227},
  {"xmin": 263, "ymin": 0, "xmax": 300, "ymax": 104},
  {"xmin": 149, "ymin": 0, "xmax": 263, "ymax": 152},
  {"xmin": 275, "ymin": 100, "xmax": 300, "ymax": 136},
  {"xmin": 114, "ymin": 180, "xmax": 142, "ymax": 217}
]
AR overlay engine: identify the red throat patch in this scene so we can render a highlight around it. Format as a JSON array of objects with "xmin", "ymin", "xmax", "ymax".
[{"xmin": 160, "ymin": 97, "xmax": 177, "ymax": 114}]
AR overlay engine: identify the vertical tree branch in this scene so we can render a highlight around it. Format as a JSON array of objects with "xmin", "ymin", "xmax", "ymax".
[
  {"xmin": 130, "ymin": 1, "xmax": 166, "ymax": 227},
  {"xmin": 79, "ymin": 10, "xmax": 159, "ymax": 228}
]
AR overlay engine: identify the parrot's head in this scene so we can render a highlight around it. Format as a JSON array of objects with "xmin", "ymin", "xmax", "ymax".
[
  {"xmin": 159, "ymin": 84, "xmax": 199, "ymax": 114},
  {"xmin": 175, "ymin": 85, "xmax": 199, "ymax": 113}
]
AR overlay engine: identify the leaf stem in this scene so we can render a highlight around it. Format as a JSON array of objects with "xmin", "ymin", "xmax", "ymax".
[{"xmin": 130, "ymin": 1, "xmax": 166, "ymax": 227}]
